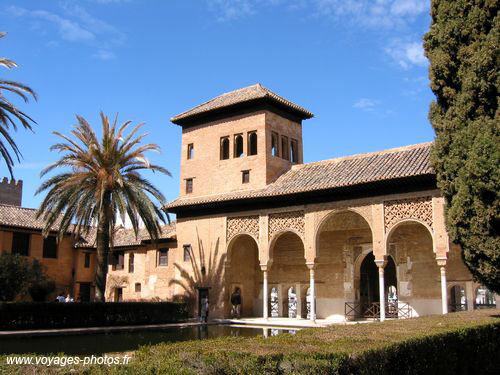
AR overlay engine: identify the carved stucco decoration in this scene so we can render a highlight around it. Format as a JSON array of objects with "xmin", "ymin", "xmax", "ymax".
[
  {"xmin": 384, "ymin": 196, "xmax": 433, "ymax": 233},
  {"xmin": 269, "ymin": 211, "xmax": 305, "ymax": 241},
  {"xmin": 226, "ymin": 215, "xmax": 259, "ymax": 242}
]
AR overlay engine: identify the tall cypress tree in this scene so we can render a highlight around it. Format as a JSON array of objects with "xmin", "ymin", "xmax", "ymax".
[{"xmin": 424, "ymin": 0, "xmax": 499, "ymax": 293}]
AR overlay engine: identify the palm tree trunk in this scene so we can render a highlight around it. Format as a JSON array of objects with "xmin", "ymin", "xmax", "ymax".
[{"xmin": 94, "ymin": 190, "xmax": 112, "ymax": 302}]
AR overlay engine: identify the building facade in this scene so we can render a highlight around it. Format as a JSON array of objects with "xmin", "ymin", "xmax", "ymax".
[{"xmin": 158, "ymin": 84, "xmax": 497, "ymax": 321}]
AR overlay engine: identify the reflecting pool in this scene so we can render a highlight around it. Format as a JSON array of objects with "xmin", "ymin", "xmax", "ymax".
[{"xmin": 1, "ymin": 325, "xmax": 298, "ymax": 356}]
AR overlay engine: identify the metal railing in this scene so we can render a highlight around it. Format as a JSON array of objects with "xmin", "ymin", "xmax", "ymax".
[
  {"xmin": 345, "ymin": 301, "xmax": 411, "ymax": 320},
  {"xmin": 449, "ymin": 303, "xmax": 468, "ymax": 312}
]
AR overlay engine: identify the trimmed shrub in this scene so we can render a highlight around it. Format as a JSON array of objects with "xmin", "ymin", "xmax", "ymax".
[{"xmin": 0, "ymin": 301, "xmax": 189, "ymax": 330}]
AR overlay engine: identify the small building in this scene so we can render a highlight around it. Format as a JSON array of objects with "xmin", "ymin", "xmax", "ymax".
[{"xmin": 152, "ymin": 83, "xmax": 496, "ymax": 321}]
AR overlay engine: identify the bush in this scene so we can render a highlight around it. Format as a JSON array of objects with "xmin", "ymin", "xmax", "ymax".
[
  {"xmin": 0, "ymin": 254, "xmax": 32, "ymax": 301},
  {"xmin": 28, "ymin": 279, "xmax": 56, "ymax": 302},
  {"xmin": 120, "ymin": 311, "xmax": 500, "ymax": 375},
  {"xmin": 0, "ymin": 301, "xmax": 189, "ymax": 330}
]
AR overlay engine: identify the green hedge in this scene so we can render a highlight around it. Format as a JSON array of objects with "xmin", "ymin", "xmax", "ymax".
[
  {"xmin": 121, "ymin": 323, "xmax": 499, "ymax": 374},
  {"xmin": 0, "ymin": 301, "xmax": 188, "ymax": 330}
]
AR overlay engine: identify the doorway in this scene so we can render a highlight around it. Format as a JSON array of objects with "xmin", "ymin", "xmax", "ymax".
[
  {"xmin": 359, "ymin": 252, "xmax": 397, "ymax": 317},
  {"xmin": 198, "ymin": 288, "xmax": 209, "ymax": 319},
  {"xmin": 79, "ymin": 283, "xmax": 91, "ymax": 302}
]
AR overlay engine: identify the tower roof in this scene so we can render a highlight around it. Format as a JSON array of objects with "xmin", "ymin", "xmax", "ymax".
[{"xmin": 171, "ymin": 84, "xmax": 314, "ymax": 125}]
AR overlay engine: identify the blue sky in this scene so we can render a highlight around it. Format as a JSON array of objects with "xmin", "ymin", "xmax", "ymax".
[{"xmin": 2, "ymin": 0, "xmax": 434, "ymax": 209}]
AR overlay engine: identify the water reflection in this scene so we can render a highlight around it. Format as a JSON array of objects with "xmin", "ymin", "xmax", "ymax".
[{"xmin": 2, "ymin": 325, "xmax": 300, "ymax": 356}]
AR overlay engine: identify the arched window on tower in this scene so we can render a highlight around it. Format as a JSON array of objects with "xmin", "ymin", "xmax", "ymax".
[
  {"xmin": 290, "ymin": 139, "xmax": 299, "ymax": 163},
  {"xmin": 248, "ymin": 131, "xmax": 257, "ymax": 156},
  {"xmin": 220, "ymin": 137, "xmax": 229, "ymax": 160},
  {"xmin": 271, "ymin": 132, "xmax": 279, "ymax": 157},
  {"xmin": 234, "ymin": 134, "xmax": 244, "ymax": 158}
]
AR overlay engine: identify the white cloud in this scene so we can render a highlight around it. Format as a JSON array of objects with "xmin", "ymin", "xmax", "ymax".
[
  {"xmin": 205, "ymin": 0, "xmax": 429, "ymax": 28},
  {"xmin": 30, "ymin": 9, "xmax": 95, "ymax": 42},
  {"xmin": 207, "ymin": 0, "xmax": 256, "ymax": 21},
  {"xmin": 93, "ymin": 49, "xmax": 115, "ymax": 60},
  {"xmin": 5, "ymin": 4, "xmax": 124, "ymax": 60},
  {"xmin": 385, "ymin": 39, "xmax": 427, "ymax": 69},
  {"xmin": 313, "ymin": 0, "xmax": 428, "ymax": 28},
  {"xmin": 353, "ymin": 98, "xmax": 380, "ymax": 111}
]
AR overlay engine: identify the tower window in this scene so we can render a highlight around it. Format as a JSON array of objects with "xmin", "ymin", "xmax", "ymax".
[
  {"xmin": 234, "ymin": 134, "xmax": 244, "ymax": 158},
  {"xmin": 242, "ymin": 170, "xmax": 250, "ymax": 184},
  {"xmin": 135, "ymin": 283, "xmax": 141, "ymax": 292},
  {"xmin": 186, "ymin": 178, "xmax": 193, "ymax": 194},
  {"xmin": 281, "ymin": 136, "xmax": 289, "ymax": 160},
  {"xmin": 187, "ymin": 143, "xmax": 194, "ymax": 160},
  {"xmin": 248, "ymin": 131, "xmax": 257, "ymax": 156},
  {"xmin": 220, "ymin": 137, "xmax": 230, "ymax": 160},
  {"xmin": 271, "ymin": 132, "xmax": 279, "ymax": 157},
  {"xmin": 291, "ymin": 139, "xmax": 299, "ymax": 163}
]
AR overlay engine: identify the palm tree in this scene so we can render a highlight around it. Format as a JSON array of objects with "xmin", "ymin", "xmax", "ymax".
[
  {"xmin": 0, "ymin": 32, "xmax": 37, "ymax": 177},
  {"xmin": 36, "ymin": 113, "xmax": 170, "ymax": 301}
]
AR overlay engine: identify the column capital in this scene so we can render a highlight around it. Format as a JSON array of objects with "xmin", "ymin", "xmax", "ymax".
[
  {"xmin": 260, "ymin": 264, "xmax": 268, "ymax": 272},
  {"xmin": 374, "ymin": 256, "xmax": 387, "ymax": 268},
  {"xmin": 306, "ymin": 262, "xmax": 315, "ymax": 270},
  {"xmin": 436, "ymin": 256, "xmax": 447, "ymax": 267}
]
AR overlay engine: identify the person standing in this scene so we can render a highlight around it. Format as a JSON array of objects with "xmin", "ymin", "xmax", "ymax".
[
  {"xmin": 200, "ymin": 297, "xmax": 209, "ymax": 323},
  {"xmin": 231, "ymin": 288, "xmax": 242, "ymax": 318}
]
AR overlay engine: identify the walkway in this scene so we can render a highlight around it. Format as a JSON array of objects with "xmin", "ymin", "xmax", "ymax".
[{"xmin": 216, "ymin": 317, "xmax": 375, "ymax": 328}]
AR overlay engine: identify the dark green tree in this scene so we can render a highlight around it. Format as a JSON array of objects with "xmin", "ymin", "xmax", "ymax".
[
  {"xmin": 424, "ymin": 0, "xmax": 499, "ymax": 292},
  {"xmin": 0, "ymin": 253, "xmax": 32, "ymax": 301},
  {"xmin": 27, "ymin": 260, "xmax": 56, "ymax": 302}
]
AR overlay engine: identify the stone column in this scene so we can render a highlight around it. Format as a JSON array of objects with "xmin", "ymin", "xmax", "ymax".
[
  {"xmin": 465, "ymin": 281, "xmax": 474, "ymax": 311},
  {"xmin": 307, "ymin": 263, "xmax": 316, "ymax": 321},
  {"xmin": 295, "ymin": 283, "xmax": 302, "ymax": 319},
  {"xmin": 261, "ymin": 266, "xmax": 268, "ymax": 319},
  {"xmin": 375, "ymin": 258, "xmax": 387, "ymax": 322},
  {"xmin": 437, "ymin": 257, "xmax": 448, "ymax": 314}
]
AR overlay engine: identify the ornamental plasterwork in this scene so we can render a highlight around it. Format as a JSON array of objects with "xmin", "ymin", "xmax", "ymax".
[
  {"xmin": 268, "ymin": 211, "xmax": 305, "ymax": 240},
  {"xmin": 226, "ymin": 215, "xmax": 259, "ymax": 242},
  {"xmin": 384, "ymin": 196, "xmax": 433, "ymax": 233}
]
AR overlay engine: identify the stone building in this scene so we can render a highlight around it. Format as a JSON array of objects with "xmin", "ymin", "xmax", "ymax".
[
  {"xmin": 0, "ymin": 203, "xmax": 95, "ymax": 300},
  {"xmin": 149, "ymin": 83, "xmax": 496, "ymax": 321}
]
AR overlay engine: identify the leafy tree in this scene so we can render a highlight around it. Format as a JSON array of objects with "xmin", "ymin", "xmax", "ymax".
[
  {"xmin": 0, "ymin": 253, "xmax": 32, "ymax": 301},
  {"xmin": 0, "ymin": 32, "xmax": 37, "ymax": 177},
  {"xmin": 36, "ymin": 113, "xmax": 170, "ymax": 301},
  {"xmin": 28, "ymin": 260, "xmax": 56, "ymax": 302},
  {"xmin": 424, "ymin": 0, "xmax": 499, "ymax": 292}
]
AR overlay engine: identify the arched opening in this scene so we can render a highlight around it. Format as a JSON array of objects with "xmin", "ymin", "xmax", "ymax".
[
  {"xmin": 360, "ymin": 252, "xmax": 378, "ymax": 307},
  {"xmin": 474, "ymin": 286, "xmax": 496, "ymax": 309},
  {"xmin": 290, "ymin": 139, "xmax": 299, "ymax": 163},
  {"xmin": 271, "ymin": 132, "xmax": 279, "ymax": 157},
  {"xmin": 287, "ymin": 287, "xmax": 297, "ymax": 318},
  {"xmin": 234, "ymin": 134, "xmax": 244, "ymax": 158},
  {"xmin": 269, "ymin": 231, "xmax": 306, "ymax": 318},
  {"xmin": 220, "ymin": 137, "xmax": 229, "ymax": 160},
  {"xmin": 270, "ymin": 287, "xmax": 279, "ymax": 317},
  {"xmin": 248, "ymin": 131, "xmax": 257, "ymax": 156},
  {"xmin": 316, "ymin": 210, "xmax": 373, "ymax": 320},
  {"xmin": 449, "ymin": 285, "xmax": 466, "ymax": 312},
  {"xmin": 386, "ymin": 221, "xmax": 435, "ymax": 316},
  {"xmin": 358, "ymin": 252, "xmax": 397, "ymax": 318},
  {"xmin": 227, "ymin": 234, "xmax": 259, "ymax": 317}
]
